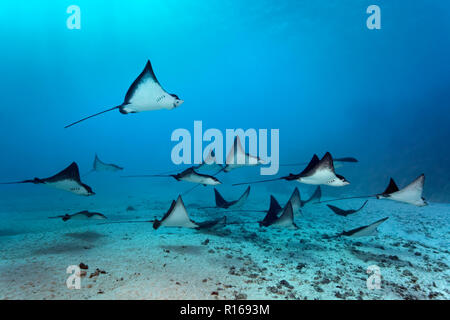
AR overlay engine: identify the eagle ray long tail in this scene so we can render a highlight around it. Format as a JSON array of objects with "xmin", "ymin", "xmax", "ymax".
[
  {"xmin": 182, "ymin": 166, "xmax": 225, "ymax": 196},
  {"xmin": 0, "ymin": 180, "xmax": 33, "ymax": 185},
  {"xmin": 121, "ymin": 174, "xmax": 173, "ymax": 178},
  {"xmin": 195, "ymin": 207, "xmax": 265, "ymax": 212},
  {"xmin": 64, "ymin": 106, "xmax": 120, "ymax": 128},
  {"xmin": 232, "ymin": 177, "xmax": 282, "ymax": 186},
  {"xmin": 356, "ymin": 200, "xmax": 369, "ymax": 212},
  {"xmin": 315, "ymin": 195, "xmax": 375, "ymax": 204},
  {"xmin": 97, "ymin": 220, "xmax": 155, "ymax": 225},
  {"xmin": 223, "ymin": 209, "xmax": 266, "ymax": 213}
]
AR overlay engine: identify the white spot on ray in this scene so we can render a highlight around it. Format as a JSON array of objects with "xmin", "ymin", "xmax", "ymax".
[
  {"xmin": 296, "ymin": 153, "xmax": 349, "ymax": 187},
  {"xmin": 44, "ymin": 179, "xmax": 91, "ymax": 196},
  {"xmin": 125, "ymin": 77, "xmax": 167, "ymax": 112},
  {"xmin": 121, "ymin": 60, "xmax": 182, "ymax": 113},
  {"xmin": 40, "ymin": 162, "xmax": 94, "ymax": 196}
]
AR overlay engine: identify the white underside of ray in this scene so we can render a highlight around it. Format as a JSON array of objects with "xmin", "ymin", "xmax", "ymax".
[
  {"xmin": 90, "ymin": 215, "xmax": 106, "ymax": 220},
  {"xmin": 349, "ymin": 220, "xmax": 386, "ymax": 237},
  {"xmin": 225, "ymin": 137, "xmax": 261, "ymax": 172},
  {"xmin": 383, "ymin": 176, "xmax": 426, "ymax": 206},
  {"xmin": 297, "ymin": 169, "xmax": 338, "ymax": 186},
  {"xmin": 69, "ymin": 214, "xmax": 91, "ymax": 220},
  {"xmin": 178, "ymin": 173, "xmax": 220, "ymax": 185},
  {"xmin": 121, "ymin": 77, "xmax": 173, "ymax": 113},
  {"xmin": 44, "ymin": 180, "xmax": 89, "ymax": 196},
  {"xmin": 160, "ymin": 198, "xmax": 199, "ymax": 228}
]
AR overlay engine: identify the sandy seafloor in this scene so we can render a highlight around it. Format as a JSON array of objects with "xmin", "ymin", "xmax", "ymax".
[{"xmin": 0, "ymin": 175, "xmax": 449, "ymax": 300}]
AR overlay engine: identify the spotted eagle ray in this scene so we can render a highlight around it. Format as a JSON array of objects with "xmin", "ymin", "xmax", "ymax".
[
  {"xmin": 0, "ymin": 162, "xmax": 94, "ymax": 196},
  {"xmin": 199, "ymin": 186, "xmax": 251, "ymax": 209},
  {"xmin": 317, "ymin": 174, "xmax": 427, "ymax": 207},
  {"xmin": 288, "ymin": 186, "xmax": 322, "ymax": 214},
  {"xmin": 49, "ymin": 210, "xmax": 107, "ymax": 221},
  {"xmin": 84, "ymin": 154, "xmax": 124, "ymax": 176},
  {"xmin": 92, "ymin": 154, "xmax": 123, "ymax": 172},
  {"xmin": 222, "ymin": 136, "xmax": 264, "ymax": 173},
  {"xmin": 142, "ymin": 150, "xmax": 223, "ymax": 195},
  {"xmin": 196, "ymin": 193, "xmax": 298, "ymax": 230},
  {"xmin": 259, "ymin": 200, "xmax": 298, "ymax": 230},
  {"xmin": 325, "ymin": 217, "xmax": 389, "ymax": 238},
  {"xmin": 122, "ymin": 167, "xmax": 221, "ymax": 186},
  {"xmin": 233, "ymin": 152, "xmax": 349, "ymax": 187},
  {"xmin": 193, "ymin": 150, "xmax": 224, "ymax": 173},
  {"xmin": 326, "ymin": 200, "xmax": 368, "ymax": 217},
  {"xmin": 258, "ymin": 195, "xmax": 283, "ymax": 226},
  {"xmin": 376, "ymin": 174, "xmax": 427, "ymax": 206},
  {"xmin": 153, "ymin": 195, "xmax": 227, "ymax": 231},
  {"xmin": 221, "ymin": 187, "xmax": 317, "ymax": 216},
  {"xmin": 226, "ymin": 193, "xmax": 297, "ymax": 229},
  {"xmin": 179, "ymin": 145, "xmax": 242, "ymax": 195},
  {"xmin": 64, "ymin": 59, "xmax": 183, "ymax": 128}
]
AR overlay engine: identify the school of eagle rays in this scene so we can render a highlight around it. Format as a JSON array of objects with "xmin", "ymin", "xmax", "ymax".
[{"xmin": 1, "ymin": 59, "xmax": 428, "ymax": 239}]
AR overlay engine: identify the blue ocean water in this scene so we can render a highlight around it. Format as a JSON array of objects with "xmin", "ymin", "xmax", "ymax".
[
  {"xmin": 1, "ymin": 0, "xmax": 449, "ymax": 199},
  {"xmin": 0, "ymin": 1, "xmax": 449, "ymax": 300}
]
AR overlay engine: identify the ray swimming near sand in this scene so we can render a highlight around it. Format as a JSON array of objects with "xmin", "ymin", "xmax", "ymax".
[
  {"xmin": 324, "ymin": 217, "xmax": 389, "ymax": 238},
  {"xmin": 122, "ymin": 167, "xmax": 221, "ymax": 186},
  {"xmin": 316, "ymin": 174, "xmax": 427, "ymax": 207},
  {"xmin": 233, "ymin": 152, "xmax": 349, "ymax": 187},
  {"xmin": 197, "ymin": 186, "xmax": 251, "ymax": 209},
  {"xmin": 326, "ymin": 200, "xmax": 368, "ymax": 217},
  {"xmin": 49, "ymin": 210, "xmax": 107, "ymax": 221},
  {"xmin": 0, "ymin": 162, "xmax": 94, "ymax": 196}
]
